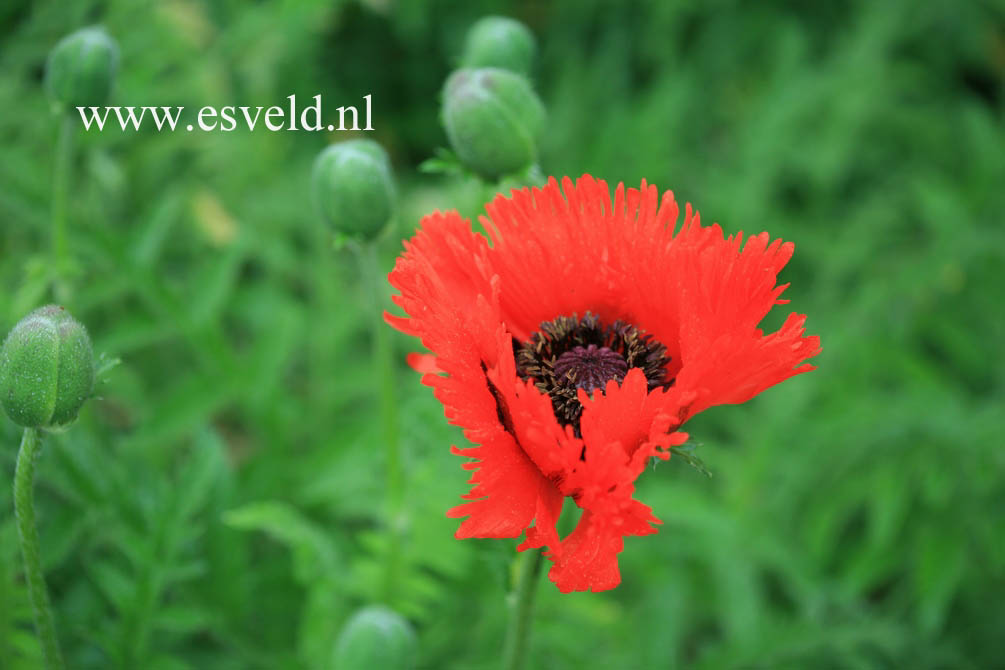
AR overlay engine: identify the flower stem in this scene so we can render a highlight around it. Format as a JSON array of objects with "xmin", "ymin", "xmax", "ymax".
[
  {"xmin": 51, "ymin": 114, "xmax": 74, "ymax": 302},
  {"xmin": 13, "ymin": 428, "xmax": 65, "ymax": 670},
  {"xmin": 502, "ymin": 550, "xmax": 544, "ymax": 670},
  {"xmin": 361, "ymin": 242, "xmax": 404, "ymax": 600}
]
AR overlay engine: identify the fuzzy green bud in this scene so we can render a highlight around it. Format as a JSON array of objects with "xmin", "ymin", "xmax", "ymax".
[
  {"xmin": 460, "ymin": 16, "xmax": 535, "ymax": 76},
  {"xmin": 45, "ymin": 26, "xmax": 119, "ymax": 111},
  {"xmin": 0, "ymin": 306, "xmax": 95, "ymax": 429},
  {"xmin": 333, "ymin": 605, "xmax": 417, "ymax": 670},
  {"xmin": 311, "ymin": 140, "xmax": 396, "ymax": 240},
  {"xmin": 442, "ymin": 68, "xmax": 544, "ymax": 180}
]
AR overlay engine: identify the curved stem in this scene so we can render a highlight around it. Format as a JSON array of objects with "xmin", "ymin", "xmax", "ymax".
[
  {"xmin": 51, "ymin": 114, "xmax": 74, "ymax": 302},
  {"xmin": 502, "ymin": 550, "xmax": 543, "ymax": 670},
  {"xmin": 361, "ymin": 242, "xmax": 404, "ymax": 600},
  {"xmin": 14, "ymin": 428, "xmax": 65, "ymax": 670}
]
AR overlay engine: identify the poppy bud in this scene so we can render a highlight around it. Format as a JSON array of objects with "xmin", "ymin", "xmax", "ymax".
[
  {"xmin": 333, "ymin": 605, "xmax": 417, "ymax": 670},
  {"xmin": 44, "ymin": 26, "xmax": 119, "ymax": 112},
  {"xmin": 0, "ymin": 306, "xmax": 95, "ymax": 430},
  {"xmin": 311, "ymin": 140, "xmax": 396, "ymax": 240},
  {"xmin": 442, "ymin": 68, "xmax": 544, "ymax": 180},
  {"xmin": 460, "ymin": 16, "xmax": 536, "ymax": 76}
]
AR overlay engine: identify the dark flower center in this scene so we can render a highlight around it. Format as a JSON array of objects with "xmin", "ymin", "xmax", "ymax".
[
  {"xmin": 515, "ymin": 313, "xmax": 672, "ymax": 433},
  {"xmin": 553, "ymin": 345, "xmax": 628, "ymax": 392}
]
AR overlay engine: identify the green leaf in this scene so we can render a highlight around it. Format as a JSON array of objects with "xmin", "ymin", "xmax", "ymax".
[
  {"xmin": 670, "ymin": 440, "xmax": 713, "ymax": 478},
  {"xmin": 94, "ymin": 352, "xmax": 122, "ymax": 391},
  {"xmin": 223, "ymin": 501, "xmax": 339, "ymax": 583},
  {"xmin": 154, "ymin": 605, "xmax": 214, "ymax": 635},
  {"xmin": 418, "ymin": 148, "xmax": 465, "ymax": 177}
]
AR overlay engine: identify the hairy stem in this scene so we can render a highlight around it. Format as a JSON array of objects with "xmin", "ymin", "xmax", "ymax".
[
  {"xmin": 14, "ymin": 428, "xmax": 65, "ymax": 670},
  {"xmin": 51, "ymin": 114, "xmax": 74, "ymax": 302},
  {"xmin": 362, "ymin": 242, "xmax": 404, "ymax": 600},
  {"xmin": 502, "ymin": 550, "xmax": 544, "ymax": 670}
]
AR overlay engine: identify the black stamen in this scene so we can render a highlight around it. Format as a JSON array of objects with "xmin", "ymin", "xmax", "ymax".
[{"xmin": 515, "ymin": 312, "xmax": 672, "ymax": 433}]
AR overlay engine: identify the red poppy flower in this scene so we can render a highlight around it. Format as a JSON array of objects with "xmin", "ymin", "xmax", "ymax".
[{"xmin": 387, "ymin": 175, "xmax": 821, "ymax": 593}]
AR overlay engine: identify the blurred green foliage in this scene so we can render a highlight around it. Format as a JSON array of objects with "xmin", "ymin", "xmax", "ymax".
[{"xmin": 1, "ymin": 0, "xmax": 1003, "ymax": 668}]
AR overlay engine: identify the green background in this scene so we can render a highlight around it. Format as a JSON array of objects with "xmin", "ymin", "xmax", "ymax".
[{"xmin": 1, "ymin": 0, "xmax": 1003, "ymax": 668}]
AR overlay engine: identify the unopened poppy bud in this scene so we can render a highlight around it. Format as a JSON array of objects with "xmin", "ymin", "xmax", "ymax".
[
  {"xmin": 45, "ymin": 26, "xmax": 119, "ymax": 112},
  {"xmin": 442, "ymin": 68, "xmax": 544, "ymax": 180},
  {"xmin": 460, "ymin": 16, "xmax": 536, "ymax": 76},
  {"xmin": 0, "ymin": 306, "xmax": 95, "ymax": 429},
  {"xmin": 311, "ymin": 140, "xmax": 396, "ymax": 240},
  {"xmin": 333, "ymin": 605, "xmax": 417, "ymax": 670}
]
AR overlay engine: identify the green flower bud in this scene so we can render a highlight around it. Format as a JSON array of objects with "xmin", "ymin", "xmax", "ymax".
[
  {"xmin": 442, "ymin": 68, "xmax": 545, "ymax": 180},
  {"xmin": 45, "ymin": 26, "xmax": 119, "ymax": 111},
  {"xmin": 460, "ymin": 16, "xmax": 536, "ymax": 76},
  {"xmin": 334, "ymin": 605, "xmax": 417, "ymax": 670},
  {"xmin": 1, "ymin": 306, "xmax": 95, "ymax": 429},
  {"xmin": 311, "ymin": 140, "xmax": 396, "ymax": 240}
]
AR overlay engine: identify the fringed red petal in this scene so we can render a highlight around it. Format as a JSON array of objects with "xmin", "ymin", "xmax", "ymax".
[
  {"xmin": 480, "ymin": 175, "xmax": 680, "ymax": 341},
  {"xmin": 389, "ymin": 213, "xmax": 557, "ymax": 540}
]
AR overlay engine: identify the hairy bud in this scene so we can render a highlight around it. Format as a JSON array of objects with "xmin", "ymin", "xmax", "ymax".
[
  {"xmin": 1, "ymin": 306, "xmax": 95, "ymax": 429},
  {"xmin": 334, "ymin": 605, "xmax": 417, "ymax": 670},
  {"xmin": 460, "ymin": 16, "xmax": 536, "ymax": 76},
  {"xmin": 442, "ymin": 68, "xmax": 544, "ymax": 180},
  {"xmin": 45, "ymin": 26, "xmax": 119, "ymax": 112},
  {"xmin": 311, "ymin": 140, "xmax": 396, "ymax": 240}
]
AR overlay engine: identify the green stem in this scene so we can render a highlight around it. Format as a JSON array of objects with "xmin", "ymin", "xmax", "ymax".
[
  {"xmin": 310, "ymin": 224, "xmax": 338, "ymax": 414},
  {"xmin": 502, "ymin": 550, "xmax": 543, "ymax": 670},
  {"xmin": 51, "ymin": 114, "xmax": 74, "ymax": 302},
  {"xmin": 361, "ymin": 242, "xmax": 404, "ymax": 600},
  {"xmin": 14, "ymin": 428, "xmax": 65, "ymax": 670}
]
